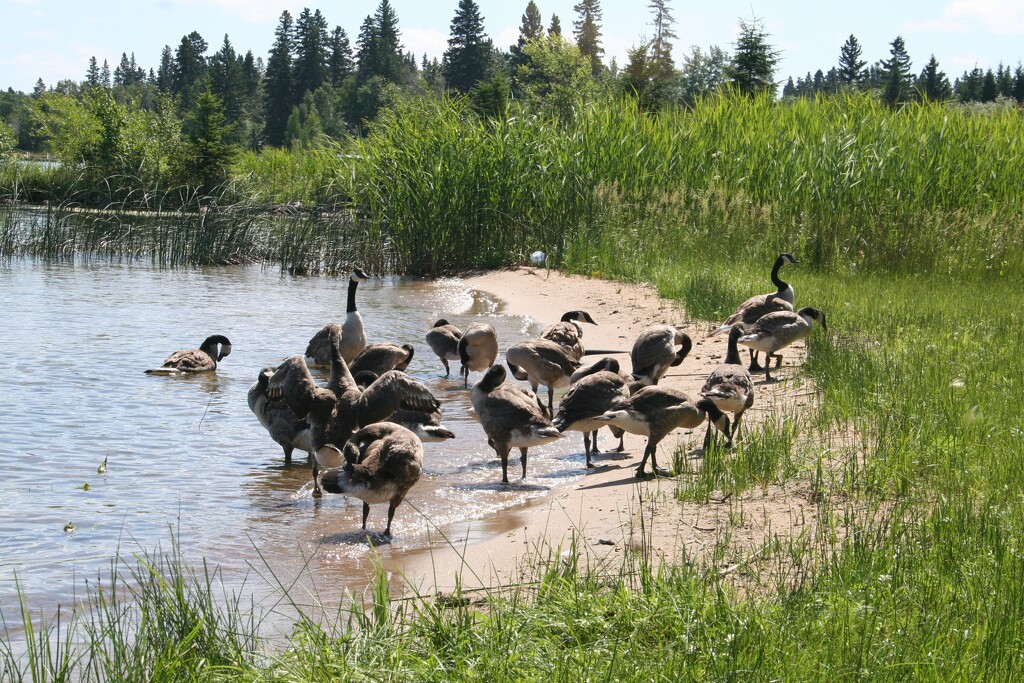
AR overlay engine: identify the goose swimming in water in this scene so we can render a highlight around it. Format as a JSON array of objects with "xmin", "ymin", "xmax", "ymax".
[
  {"xmin": 318, "ymin": 422, "xmax": 423, "ymax": 536},
  {"xmin": 700, "ymin": 325, "xmax": 754, "ymax": 448},
  {"xmin": 710, "ymin": 253, "xmax": 799, "ymax": 371},
  {"xmin": 595, "ymin": 386, "xmax": 730, "ymax": 478},
  {"xmin": 630, "ymin": 325, "xmax": 691, "ymax": 386},
  {"xmin": 305, "ymin": 267, "xmax": 370, "ymax": 367},
  {"xmin": 247, "ymin": 367, "xmax": 314, "ymax": 463},
  {"xmin": 737, "ymin": 306, "xmax": 828, "ymax": 382},
  {"xmin": 267, "ymin": 338, "xmax": 439, "ymax": 495},
  {"xmin": 144, "ymin": 335, "xmax": 231, "ymax": 374},
  {"xmin": 540, "ymin": 310, "xmax": 597, "ymax": 361},
  {"xmin": 472, "ymin": 365, "xmax": 563, "ymax": 484},
  {"xmin": 457, "ymin": 322, "xmax": 499, "ymax": 387},
  {"xmin": 425, "ymin": 319, "xmax": 463, "ymax": 376}
]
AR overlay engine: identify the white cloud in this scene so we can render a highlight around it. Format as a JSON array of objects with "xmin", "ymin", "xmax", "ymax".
[
  {"xmin": 910, "ymin": 0, "xmax": 1024, "ymax": 35},
  {"xmin": 160, "ymin": 0, "xmax": 307, "ymax": 23}
]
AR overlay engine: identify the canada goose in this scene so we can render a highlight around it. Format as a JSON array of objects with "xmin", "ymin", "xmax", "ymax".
[
  {"xmin": 505, "ymin": 337, "xmax": 582, "ymax": 416},
  {"xmin": 350, "ymin": 342, "xmax": 415, "ymax": 376},
  {"xmin": 144, "ymin": 335, "xmax": 231, "ymax": 374},
  {"xmin": 700, "ymin": 325, "xmax": 754, "ymax": 448},
  {"xmin": 389, "ymin": 408, "xmax": 456, "ymax": 442},
  {"xmin": 472, "ymin": 365, "xmax": 563, "ymax": 484},
  {"xmin": 737, "ymin": 306, "xmax": 828, "ymax": 382},
  {"xmin": 425, "ymin": 319, "xmax": 463, "ymax": 376},
  {"xmin": 267, "ymin": 339, "xmax": 439, "ymax": 495},
  {"xmin": 457, "ymin": 322, "xmax": 499, "ymax": 387},
  {"xmin": 630, "ymin": 325, "xmax": 692, "ymax": 386},
  {"xmin": 710, "ymin": 253, "xmax": 799, "ymax": 371},
  {"xmin": 247, "ymin": 367, "xmax": 314, "ymax": 463},
  {"xmin": 553, "ymin": 357, "xmax": 631, "ymax": 467},
  {"xmin": 540, "ymin": 310, "xmax": 597, "ymax": 360},
  {"xmin": 318, "ymin": 422, "xmax": 423, "ymax": 536},
  {"xmin": 305, "ymin": 267, "xmax": 370, "ymax": 366},
  {"xmin": 595, "ymin": 386, "xmax": 730, "ymax": 478}
]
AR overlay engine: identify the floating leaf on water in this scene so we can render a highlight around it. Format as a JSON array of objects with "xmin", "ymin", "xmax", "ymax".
[
  {"xmin": 82, "ymin": 482, "xmax": 90, "ymax": 491},
  {"xmin": 63, "ymin": 522, "xmax": 76, "ymax": 533}
]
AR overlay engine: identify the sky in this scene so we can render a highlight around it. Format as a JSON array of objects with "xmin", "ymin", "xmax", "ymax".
[{"xmin": 4, "ymin": 0, "xmax": 1024, "ymax": 93}]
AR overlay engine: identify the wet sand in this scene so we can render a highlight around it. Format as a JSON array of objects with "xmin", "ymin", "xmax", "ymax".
[{"xmin": 390, "ymin": 267, "xmax": 823, "ymax": 597}]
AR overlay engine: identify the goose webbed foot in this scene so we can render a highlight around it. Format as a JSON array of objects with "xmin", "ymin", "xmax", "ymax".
[
  {"xmin": 634, "ymin": 466, "xmax": 653, "ymax": 479},
  {"xmin": 652, "ymin": 466, "xmax": 672, "ymax": 478}
]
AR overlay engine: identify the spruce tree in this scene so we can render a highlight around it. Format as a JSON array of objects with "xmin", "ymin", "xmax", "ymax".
[
  {"xmin": 293, "ymin": 8, "xmax": 330, "ymax": 99},
  {"xmin": 86, "ymin": 56, "xmax": 101, "ymax": 89},
  {"xmin": 374, "ymin": 0, "xmax": 405, "ymax": 84},
  {"xmin": 549, "ymin": 14, "xmax": 562, "ymax": 37},
  {"xmin": 156, "ymin": 46, "xmax": 175, "ymax": 92},
  {"xmin": 443, "ymin": 0, "xmax": 494, "ymax": 94},
  {"xmin": 914, "ymin": 54, "xmax": 951, "ymax": 102},
  {"xmin": 510, "ymin": 1, "xmax": 544, "ymax": 70},
  {"xmin": 728, "ymin": 17, "xmax": 779, "ymax": 96},
  {"xmin": 572, "ymin": 0, "xmax": 604, "ymax": 76},
  {"xmin": 328, "ymin": 26, "xmax": 355, "ymax": 86},
  {"xmin": 647, "ymin": 0, "xmax": 678, "ymax": 87},
  {"xmin": 264, "ymin": 11, "xmax": 295, "ymax": 146},
  {"xmin": 209, "ymin": 35, "xmax": 245, "ymax": 133},
  {"xmin": 837, "ymin": 34, "xmax": 866, "ymax": 86},
  {"xmin": 880, "ymin": 36, "xmax": 912, "ymax": 105}
]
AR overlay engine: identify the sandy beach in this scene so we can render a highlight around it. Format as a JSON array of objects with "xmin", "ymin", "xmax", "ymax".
[{"xmin": 395, "ymin": 267, "xmax": 823, "ymax": 597}]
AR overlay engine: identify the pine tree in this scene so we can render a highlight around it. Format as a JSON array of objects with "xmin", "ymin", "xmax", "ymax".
[
  {"xmin": 880, "ymin": 36, "xmax": 912, "ymax": 105},
  {"xmin": 981, "ymin": 69, "xmax": 998, "ymax": 102},
  {"xmin": 328, "ymin": 26, "xmax": 355, "ymax": 86},
  {"xmin": 443, "ymin": 0, "xmax": 494, "ymax": 94},
  {"xmin": 572, "ymin": 0, "xmax": 604, "ymax": 76},
  {"xmin": 549, "ymin": 14, "xmax": 562, "ymax": 37},
  {"xmin": 181, "ymin": 86, "xmax": 236, "ymax": 193},
  {"xmin": 837, "ymin": 34, "xmax": 866, "ymax": 87},
  {"xmin": 156, "ymin": 46, "xmax": 175, "ymax": 92},
  {"xmin": 914, "ymin": 54, "xmax": 951, "ymax": 102},
  {"xmin": 293, "ymin": 8, "xmax": 330, "ymax": 99},
  {"xmin": 114, "ymin": 53, "xmax": 132, "ymax": 87},
  {"xmin": 209, "ymin": 34, "xmax": 245, "ymax": 132},
  {"xmin": 264, "ymin": 11, "xmax": 295, "ymax": 146},
  {"xmin": 173, "ymin": 31, "xmax": 209, "ymax": 108},
  {"xmin": 374, "ymin": 0, "xmax": 405, "ymax": 84},
  {"xmin": 647, "ymin": 0, "xmax": 678, "ymax": 86},
  {"xmin": 728, "ymin": 17, "xmax": 779, "ymax": 96},
  {"xmin": 1013, "ymin": 65, "xmax": 1024, "ymax": 104},
  {"xmin": 86, "ymin": 56, "xmax": 101, "ymax": 89},
  {"xmin": 510, "ymin": 1, "xmax": 544, "ymax": 70}
]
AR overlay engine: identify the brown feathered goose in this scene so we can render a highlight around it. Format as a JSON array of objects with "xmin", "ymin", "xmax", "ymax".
[
  {"xmin": 737, "ymin": 306, "xmax": 827, "ymax": 382},
  {"xmin": 457, "ymin": 321, "xmax": 499, "ymax": 387},
  {"xmin": 305, "ymin": 267, "xmax": 370, "ymax": 366},
  {"xmin": 505, "ymin": 337, "xmax": 582, "ymax": 416},
  {"xmin": 629, "ymin": 325, "xmax": 691, "ymax": 386},
  {"xmin": 349, "ymin": 342, "xmax": 415, "ymax": 376},
  {"xmin": 318, "ymin": 422, "xmax": 423, "ymax": 536},
  {"xmin": 144, "ymin": 335, "xmax": 231, "ymax": 374},
  {"xmin": 267, "ymin": 339, "xmax": 439, "ymax": 495},
  {"xmin": 553, "ymin": 357, "xmax": 631, "ymax": 467},
  {"xmin": 540, "ymin": 310, "xmax": 597, "ymax": 360},
  {"xmin": 472, "ymin": 365, "xmax": 563, "ymax": 484},
  {"xmin": 425, "ymin": 319, "xmax": 463, "ymax": 376},
  {"xmin": 710, "ymin": 253, "xmax": 798, "ymax": 371},
  {"xmin": 595, "ymin": 386, "xmax": 730, "ymax": 478},
  {"xmin": 700, "ymin": 325, "xmax": 755, "ymax": 448},
  {"xmin": 248, "ymin": 367, "xmax": 314, "ymax": 463}
]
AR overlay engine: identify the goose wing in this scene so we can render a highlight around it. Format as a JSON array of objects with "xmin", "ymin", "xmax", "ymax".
[
  {"xmin": 554, "ymin": 371, "xmax": 629, "ymax": 430},
  {"xmin": 355, "ymin": 371, "xmax": 441, "ymax": 428},
  {"xmin": 268, "ymin": 355, "xmax": 336, "ymax": 425},
  {"xmin": 305, "ymin": 323, "xmax": 342, "ymax": 366},
  {"xmin": 426, "ymin": 324, "xmax": 462, "ymax": 358}
]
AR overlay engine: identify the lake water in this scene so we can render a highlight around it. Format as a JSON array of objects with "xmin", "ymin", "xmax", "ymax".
[{"xmin": 0, "ymin": 258, "xmax": 587, "ymax": 629}]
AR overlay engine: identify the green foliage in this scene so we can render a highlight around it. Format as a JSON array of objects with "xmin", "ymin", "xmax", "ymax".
[
  {"xmin": 514, "ymin": 35, "xmax": 595, "ymax": 119},
  {"xmin": 176, "ymin": 87, "xmax": 237, "ymax": 193},
  {"xmin": 0, "ymin": 120, "xmax": 15, "ymax": 160},
  {"xmin": 442, "ymin": 0, "xmax": 494, "ymax": 94},
  {"xmin": 728, "ymin": 17, "xmax": 780, "ymax": 96}
]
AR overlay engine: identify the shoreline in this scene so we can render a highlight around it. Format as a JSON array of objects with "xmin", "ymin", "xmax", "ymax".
[{"xmin": 391, "ymin": 267, "xmax": 821, "ymax": 597}]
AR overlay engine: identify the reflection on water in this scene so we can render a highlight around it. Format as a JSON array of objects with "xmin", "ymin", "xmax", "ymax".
[{"xmin": 0, "ymin": 260, "xmax": 584, "ymax": 628}]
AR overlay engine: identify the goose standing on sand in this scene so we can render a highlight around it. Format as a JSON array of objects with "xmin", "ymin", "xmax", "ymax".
[
  {"xmin": 306, "ymin": 267, "xmax": 370, "ymax": 367},
  {"xmin": 700, "ymin": 325, "xmax": 754, "ymax": 448},
  {"xmin": 317, "ymin": 422, "xmax": 423, "ymax": 536},
  {"xmin": 457, "ymin": 322, "xmax": 499, "ymax": 387},
  {"xmin": 425, "ymin": 319, "xmax": 463, "ymax": 376},
  {"xmin": 595, "ymin": 386, "xmax": 731, "ymax": 478},
  {"xmin": 267, "ymin": 340, "xmax": 440, "ymax": 495},
  {"xmin": 540, "ymin": 310, "xmax": 597, "ymax": 360},
  {"xmin": 710, "ymin": 253, "xmax": 799, "ymax": 371},
  {"xmin": 737, "ymin": 307, "xmax": 828, "ymax": 382},
  {"xmin": 505, "ymin": 337, "xmax": 582, "ymax": 416},
  {"xmin": 630, "ymin": 325, "xmax": 692, "ymax": 386},
  {"xmin": 553, "ymin": 358, "xmax": 631, "ymax": 467},
  {"xmin": 248, "ymin": 367, "xmax": 314, "ymax": 463},
  {"xmin": 472, "ymin": 365, "xmax": 563, "ymax": 484},
  {"xmin": 350, "ymin": 342, "xmax": 415, "ymax": 376},
  {"xmin": 144, "ymin": 335, "xmax": 232, "ymax": 374}
]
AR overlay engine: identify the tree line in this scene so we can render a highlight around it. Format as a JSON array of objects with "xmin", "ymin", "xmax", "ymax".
[{"xmin": 2, "ymin": 0, "xmax": 1023, "ymax": 187}]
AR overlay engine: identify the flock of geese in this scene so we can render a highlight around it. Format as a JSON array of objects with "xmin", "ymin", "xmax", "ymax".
[{"xmin": 144, "ymin": 254, "xmax": 827, "ymax": 536}]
